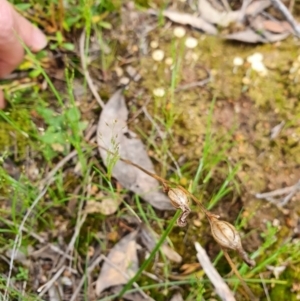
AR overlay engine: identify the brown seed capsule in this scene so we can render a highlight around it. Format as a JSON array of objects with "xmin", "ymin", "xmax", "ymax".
[
  {"xmin": 208, "ymin": 214, "xmax": 242, "ymax": 250},
  {"xmin": 168, "ymin": 188, "xmax": 191, "ymax": 227},
  {"xmin": 168, "ymin": 188, "xmax": 189, "ymax": 209},
  {"xmin": 207, "ymin": 214, "xmax": 256, "ymax": 267}
]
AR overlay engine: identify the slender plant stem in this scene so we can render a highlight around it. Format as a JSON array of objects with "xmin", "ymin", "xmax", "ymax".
[
  {"xmin": 118, "ymin": 211, "xmax": 181, "ymax": 298},
  {"xmin": 223, "ymin": 249, "xmax": 257, "ymax": 301}
]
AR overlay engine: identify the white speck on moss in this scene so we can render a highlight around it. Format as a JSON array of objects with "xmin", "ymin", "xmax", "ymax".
[
  {"xmin": 150, "ymin": 41, "xmax": 159, "ymax": 49},
  {"xmin": 152, "ymin": 49, "xmax": 164, "ymax": 61},
  {"xmin": 153, "ymin": 88, "xmax": 165, "ymax": 97},
  {"xmin": 247, "ymin": 52, "xmax": 263, "ymax": 64},
  {"xmin": 185, "ymin": 37, "xmax": 198, "ymax": 49},
  {"xmin": 251, "ymin": 61, "xmax": 268, "ymax": 76},
  {"xmin": 165, "ymin": 57, "xmax": 173, "ymax": 65},
  {"xmin": 233, "ymin": 57, "xmax": 244, "ymax": 66},
  {"xmin": 246, "ymin": 52, "xmax": 268, "ymax": 76},
  {"xmin": 173, "ymin": 26, "xmax": 186, "ymax": 38}
]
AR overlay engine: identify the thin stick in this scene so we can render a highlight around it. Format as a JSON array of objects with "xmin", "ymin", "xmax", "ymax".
[
  {"xmin": 195, "ymin": 242, "xmax": 236, "ymax": 301},
  {"xmin": 79, "ymin": 30, "xmax": 105, "ymax": 108},
  {"xmin": 222, "ymin": 249, "xmax": 257, "ymax": 301},
  {"xmin": 37, "ymin": 266, "xmax": 66, "ymax": 296},
  {"xmin": 3, "ymin": 186, "xmax": 49, "ymax": 301},
  {"xmin": 175, "ymin": 75, "xmax": 210, "ymax": 92},
  {"xmin": 269, "ymin": 0, "xmax": 300, "ymax": 36},
  {"xmin": 255, "ymin": 180, "xmax": 300, "ymax": 198}
]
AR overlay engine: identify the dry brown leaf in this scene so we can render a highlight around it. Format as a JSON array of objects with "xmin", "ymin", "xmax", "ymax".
[
  {"xmin": 250, "ymin": 16, "xmax": 291, "ymax": 42},
  {"xmin": 262, "ymin": 20, "xmax": 293, "ymax": 33},
  {"xmin": 84, "ymin": 195, "xmax": 122, "ymax": 216},
  {"xmin": 170, "ymin": 292, "xmax": 184, "ymax": 301},
  {"xmin": 148, "ymin": 9, "xmax": 217, "ymax": 35},
  {"xmin": 139, "ymin": 225, "xmax": 182, "ymax": 263},
  {"xmin": 96, "ymin": 231, "xmax": 139, "ymax": 296},
  {"xmin": 246, "ymin": 0, "xmax": 271, "ymax": 16},
  {"xmin": 180, "ymin": 262, "xmax": 201, "ymax": 275},
  {"xmin": 262, "ymin": 31, "xmax": 290, "ymax": 42},
  {"xmin": 97, "ymin": 89, "xmax": 173, "ymax": 210},
  {"xmin": 198, "ymin": 0, "xmax": 240, "ymax": 27},
  {"xmin": 224, "ymin": 29, "xmax": 267, "ymax": 43}
]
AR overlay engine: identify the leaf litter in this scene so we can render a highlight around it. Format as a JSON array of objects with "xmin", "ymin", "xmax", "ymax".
[
  {"xmin": 149, "ymin": 0, "xmax": 299, "ymax": 43},
  {"xmin": 96, "ymin": 231, "xmax": 139, "ymax": 296},
  {"xmin": 97, "ymin": 89, "xmax": 173, "ymax": 210}
]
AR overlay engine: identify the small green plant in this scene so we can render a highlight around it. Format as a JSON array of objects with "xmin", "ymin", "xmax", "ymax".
[{"xmin": 36, "ymin": 105, "xmax": 87, "ymax": 161}]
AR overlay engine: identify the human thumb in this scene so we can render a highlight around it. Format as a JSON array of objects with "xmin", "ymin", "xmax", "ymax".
[{"xmin": 0, "ymin": 0, "xmax": 47, "ymax": 77}]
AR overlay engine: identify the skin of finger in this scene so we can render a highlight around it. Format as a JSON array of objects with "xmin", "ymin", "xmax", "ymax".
[
  {"xmin": 0, "ymin": 90, "xmax": 5, "ymax": 109},
  {"xmin": 0, "ymin": 0, "xmax": 43, "ymax": 77}
]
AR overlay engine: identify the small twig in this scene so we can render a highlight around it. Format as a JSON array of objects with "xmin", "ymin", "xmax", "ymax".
[
  {"xmin": 195, "ymin": 242, "xmax": 236, "ymax": 301},
  {"xmin": 255, "ymin": 179, "xmax": 300, "ymax": 207},
  {"xmin": 3, "ymin": 186, "xmax": 49, "ymax": 301},
  {"xmin": 175, "ymin": 76, "xmax": 210, "ymax": 92},
  {"xmin": 70, "ymin": 255, "xmax": 104, "ymax": 301},
  {"xmin": 222, "ymin": 249, "xmax": 257, "ymax": 301},
  {"xmin": 279, "ymin": 180, "xmax": 300, "ymax": 206},
  {"xmin": 3, "ymin": 219, "xmax": 74, "ymax": 261},
  {"xmin": 260, "ymin": 273, "xmax": 271, "ymax": 301},
  {"xmin": 79, "ymin": 30, "xmax": 105, "ymax": 108},
  {"xmin": 269, "ymin": 0, "xmax": 300, "ymax": 36},
  {"xmin": 37, "ymin": 265, "xmax": 66, "ymax": 296},
  {"xmin": 255, "ymin": 180, "xmax": 300, "ymax": 198}
]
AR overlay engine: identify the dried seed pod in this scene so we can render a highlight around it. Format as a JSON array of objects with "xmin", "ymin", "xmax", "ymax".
[
  {"xmin": 207, "ymin": 214, "xmax": 255, "ymax": 267},
  {"xmin": 208, "ymin": 214, "xmax": 242, "ymax": 250},
  {"xmin": 167, "ymin": 188, "xmax": 189, "ymax": 209},
  {"xmin": 167, "ymin": 188, "xmax": 191, "ymax": 227}
]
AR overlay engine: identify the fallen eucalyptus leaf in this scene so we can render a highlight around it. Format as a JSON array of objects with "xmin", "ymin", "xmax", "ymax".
[
  {"xmin": 246, "ymin": 0, "xmax": 271, "ymax": 16},
  {"xmin": 140, "ymin": 225, "xmax": 182, "ymax": 263},
  {"xmin": 250, "ymin": 16, "xmax": 291, "ymax": 42},
  {"xmin": 96, "ymin": 231, "xmax": 139, "ymax": 296},
  {"xmin": 224, "ymin": 29, "xmax": 267, "ymax": 43},
  {"xmin": 97, "ymin": 89, "xmax": 173, "ymax": 210},
  {"xmin": 262, "ymin": 31, "xmax": 290, "ymax": 42},
  {"xmin": 198, "ymin": 0, "xmax": 240, "ymax": 27},
  {"xmin": 262, "ymin": 20, "xmax": 292, "ymax": 33},
  {"xmin": 148, "ymin": 9, "xmax": 217, "ymax": 35}
]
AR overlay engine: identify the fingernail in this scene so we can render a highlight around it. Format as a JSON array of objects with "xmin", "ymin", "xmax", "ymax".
[{"xmin": 32, "ymin": 27, "xmax": 47, "ymax": 51}]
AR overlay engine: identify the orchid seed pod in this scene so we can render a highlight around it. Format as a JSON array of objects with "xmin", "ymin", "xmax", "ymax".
[
  {"xmin": 208, "ymin": 214, "xmax": 242, "ymax": 250},
  {"xmin": 167, "ymin": 188, "xmax": 189, "ymax": 209},
  {"xmin": 167, "ymin": 188, "xmax": 191, "ymax": 227},
  {"xmin": 207, "ymin": 214, "xmax": 256, "ymax": 267}
]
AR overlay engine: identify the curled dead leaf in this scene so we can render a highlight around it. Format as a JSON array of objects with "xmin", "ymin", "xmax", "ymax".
[
  {"xmin": 224, "ymin": 29, "xmax": 267, "ymax": 43},
  {"xmin": 97, "ymin": 89, "xmax": 173, "ymax": 210},
  {"xmin": 148, "ymin": 9, "xmax": 217, "ymax": 35}
]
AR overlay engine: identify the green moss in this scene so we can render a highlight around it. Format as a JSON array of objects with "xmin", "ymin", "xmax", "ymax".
[{"xmin": 0, "ymin": 108, "xmax": 35, "ymax": 160}]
